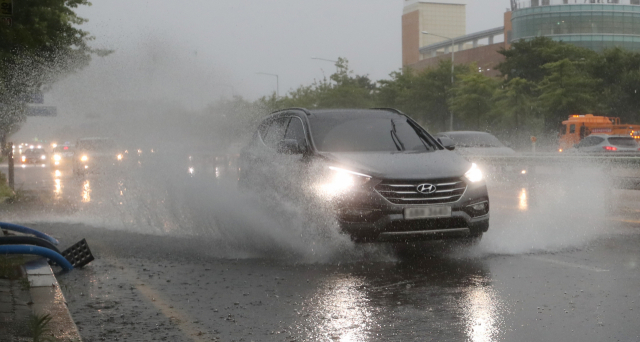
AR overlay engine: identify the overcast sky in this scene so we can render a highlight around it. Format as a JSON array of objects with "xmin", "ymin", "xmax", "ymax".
[
  {"xmin": 17, "ymin": 1, "xmax": 512, "ymax": 141},
  {"xmin": 70, "ymin": 0, "xmax": 511, "ymax": 101}
]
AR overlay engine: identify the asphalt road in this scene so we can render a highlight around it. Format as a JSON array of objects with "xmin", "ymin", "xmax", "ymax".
[{"xmin": 2, "ymin": 161, "xmax": 640, "ymax": 342}]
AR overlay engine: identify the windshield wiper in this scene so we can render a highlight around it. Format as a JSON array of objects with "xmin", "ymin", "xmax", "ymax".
[{"xmin": 390, "ymin": 120, "xmax": 405, "ymax": 151}]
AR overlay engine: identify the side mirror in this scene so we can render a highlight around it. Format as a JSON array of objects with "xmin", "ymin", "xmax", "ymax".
[
  {"xmin": 277, "ymin": 139, "xmax": 305, "ymax": 155},
  {"xmin": 437, "ymin": 137, "xmax": 456, "ymax": 151}
]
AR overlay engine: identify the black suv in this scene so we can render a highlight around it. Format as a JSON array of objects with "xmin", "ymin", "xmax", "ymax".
[{"xmin": 238, "ymin": 108, "xmax": 489, "ymax": 243}]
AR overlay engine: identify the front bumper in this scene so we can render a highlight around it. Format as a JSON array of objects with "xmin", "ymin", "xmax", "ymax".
[{"xmin": 331, "ymin": 179, "xmax": 490, "ymax": 242}]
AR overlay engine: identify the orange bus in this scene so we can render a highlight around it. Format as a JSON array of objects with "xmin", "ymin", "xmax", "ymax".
[{"xmin": 559, "ymin": 114, "xmax": 640, "ymax": 151}]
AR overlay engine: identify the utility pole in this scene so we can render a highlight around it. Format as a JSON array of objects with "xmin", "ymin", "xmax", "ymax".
[{"xmin": 7, "ymin": 142, "xmax": 14, "ymax": 190}]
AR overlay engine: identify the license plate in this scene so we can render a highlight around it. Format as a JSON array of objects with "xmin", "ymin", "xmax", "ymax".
[{"xmin": 404, "ymin": 206, "xmax": 451, "ymax": 220}]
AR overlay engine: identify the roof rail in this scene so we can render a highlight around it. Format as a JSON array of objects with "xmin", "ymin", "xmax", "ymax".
[
  {"xmin": 269, "ymin": 107, "xmax": 312, "ymax": 116},
  {"xmin": 370, "ymin": 108, "xmax": 406, "ymax": 115}
]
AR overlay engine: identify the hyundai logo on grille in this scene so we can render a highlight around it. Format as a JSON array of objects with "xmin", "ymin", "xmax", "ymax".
[{"xmin": 416, "ymin": 183, "xmax": 436, "ymax": 194}]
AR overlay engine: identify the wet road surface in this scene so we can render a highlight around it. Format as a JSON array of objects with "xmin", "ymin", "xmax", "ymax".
[{"xmin": 2, "ymin": 161, "xmax": 640, "ymax": 341}]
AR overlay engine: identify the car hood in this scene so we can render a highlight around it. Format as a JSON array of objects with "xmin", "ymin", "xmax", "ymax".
[{"xmin": 318, "ymin": 150, "xmax": 471, "ymax": 180}]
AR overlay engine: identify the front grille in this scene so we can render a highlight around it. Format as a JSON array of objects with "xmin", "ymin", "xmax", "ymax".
[{"xmin": 375, "ymin": 177, "xmax": 467, "ymax": 205}]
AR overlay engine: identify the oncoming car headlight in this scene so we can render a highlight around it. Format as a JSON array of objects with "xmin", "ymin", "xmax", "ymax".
[
  {"xmin": 464, "ymin": 163, "xmax": 483, "ymax": 183},
  {"xmin": 40, "ymin": 155, "xmax": 46, "ymax": 160},
  {"xmin": 53, "ymin": 154, "xmax": 61, "ymax": 161},
  {"xmin": 316, "ymin": 166, "xmax": 371, "ymax": 199},
  {"xmin": 81, "ymin": 155, "xmax": 88, "ymax": 162},
  {"xmin": 117, "ymin": 154, "xmax": 123, "ymax": 161}
]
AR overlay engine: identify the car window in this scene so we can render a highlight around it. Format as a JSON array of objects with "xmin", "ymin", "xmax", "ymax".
[
  {"xmin": 578, "ymin": 136, "xmax": 603, "ymax": 148},
  {"xmin": 284, "ymin": 117, "xmax": 307, "ymax": 148},
  {"xmin": 570, "ymin": 124, "xmax": 576, "ymax": 134},
  {"xmin": 310, "ymin": 117, "xmax": 434, "ymax": 153},
  {"xmin": 608, "ymin": 137, "xmax": 638, "ymax": 148},
  {"xmin": 447, "ymin": 133, "xmax": 504, "ymax": 148},
  {"xmin": 262, "ymin": 117, "xmax": 290, "ymax": 149}
]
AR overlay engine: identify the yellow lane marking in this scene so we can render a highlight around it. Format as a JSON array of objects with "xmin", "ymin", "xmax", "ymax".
[{"xmin": 112, "ymin": 260, "xmax": 211, "ymax": 342}]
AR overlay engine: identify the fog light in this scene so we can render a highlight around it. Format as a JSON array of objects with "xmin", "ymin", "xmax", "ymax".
[
  {"xmin": 466, "ymin": 201, "xmax": 489, "ymax": 217},
  {"xmin": 471, "ymin": 203, "xmax": 486, "ymax": 211}
]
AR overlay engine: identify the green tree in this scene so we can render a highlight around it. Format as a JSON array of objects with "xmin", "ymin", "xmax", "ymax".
[
  {"xmin": 449, "ymin": 71, "xmax": 499, "ymax": 130},
  {"xmin": 587, "ymin": 48, "xmax": 640, "ymax": 122},
  {"xmin": 537, "ymin": 58, "xmax": 602, "ymax": 127},
  {"xmin": 493, "ymin": 77, "xmax": 536, "ymax": 132},
  {"xmin": 497, "ymin": 37, "xmax": 595, "ymax": 83},
  {"xmin": 256, "ymin": 58, "xmax": 375, "ymax": 112},
  {"xmin": 0, "ymin": 0, "xmax": 107, "ymax": 143},
  {"xmin": 376, "ymin": 61, "xmax": 470, "ymax": 131}
]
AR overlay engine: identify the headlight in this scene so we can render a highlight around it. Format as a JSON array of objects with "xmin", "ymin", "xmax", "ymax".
[
  {"xmin": 53, "ymin": 154, "xmax": 61, "ymax": 161},
  {"xmin": 317, "ymin": 166, "xmax": 371, "ymax": 199},
  {"xmin": 117, "ymin": 154, "xmax": 123, "ymax": 161},
  {"xmin": 40, "ymin": 155, "xmax": 46, "ymax": 160},
  {"xmin": 81, "ymin": 155, "xmax": 88, "ymax": 162},
  {"xmin": 21, "ymin": 156, "xmax": 26, "ymax": 162},
  {"xmin": 464, "ymin": 163, "xmax": 483, "ymax": 183}
]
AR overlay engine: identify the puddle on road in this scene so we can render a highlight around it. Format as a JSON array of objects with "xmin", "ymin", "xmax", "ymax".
[{"xmin": 57, "ymin": 251, "xmax": 506, "ymax": 342}]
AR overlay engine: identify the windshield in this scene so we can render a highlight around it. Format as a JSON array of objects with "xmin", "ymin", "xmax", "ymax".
[
  {"xmin": 25, "ymin": 149, "xmax": 45, "ymax": 155},
  {"xmin": 608, "ymin": 137, "xmax": 638, "ymax": 148},
  {"xmin": 446, "ymin": 133, "xmax": 504, "ymax": 148},
  {"xmin": 309, "ymin": 117, "xmax": 437, "ymax": 152},
  {"xmin": 76, "ymin": 139, "xmax": 116, "ymax": 151}
]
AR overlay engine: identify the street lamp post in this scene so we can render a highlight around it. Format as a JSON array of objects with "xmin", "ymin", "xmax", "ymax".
[
  {"xmin": 256, "ymin": 72, "xmax": 279, "ymax": 98},
  {"xmin": 422, "ymin": 31, "xmax": 455, "ymax": 131},
  {"xmin": 311, "ymin": 57, "xmax": 339, "ymax": 73}
]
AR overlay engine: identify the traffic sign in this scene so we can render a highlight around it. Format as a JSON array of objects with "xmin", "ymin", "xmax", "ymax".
[{"xmin": 0, "ymin": 0, "xmax": 12, "ymax": 17}]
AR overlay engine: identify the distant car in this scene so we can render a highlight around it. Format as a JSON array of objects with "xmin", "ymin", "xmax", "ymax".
[
  {"xmin": 21, "ymin": 148, "xmax": 47, "ymax": 164},
  {"xmin": 570, "ymin": 134, "xmax": 639, "ymax": 153},
  {"xmin": 435, "ymin": 131, "xmax": 516, "ymax": 156},
  {"xmin": 73, "ymin": 137, "xmax": 125, "ymax": 174},
  {"xmin": 239, "ymin": 108, "xmax": 490, "ymax": 244},
  {"xmin": 435, "ymin": 131, "xmax": 525, "ymax": 180},
  {"xmin": 51, "ymin": 145, "xmax": 75, "ymax": 169}
]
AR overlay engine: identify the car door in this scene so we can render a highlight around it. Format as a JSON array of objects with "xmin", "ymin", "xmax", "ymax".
[
  {"xmin": 243, "ymin": 116, "xmax": 290, "ymax": 190},
  {"xmin": 577, "ymin": 136, "xmax": 604, "ymax": 152}
]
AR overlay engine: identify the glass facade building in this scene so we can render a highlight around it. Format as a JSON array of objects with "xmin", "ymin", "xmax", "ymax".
[{"xmin": 511, "ymin": 3, "xmax": 640, "ymax": 51}]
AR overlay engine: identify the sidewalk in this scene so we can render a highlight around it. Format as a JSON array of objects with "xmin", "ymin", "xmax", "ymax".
[{"xmin": 0, "ymin": 257, "xmax": 82, "ymax": 342}]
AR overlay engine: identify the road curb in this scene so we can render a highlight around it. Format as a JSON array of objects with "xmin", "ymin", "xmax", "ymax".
[{"xmin": 24, "ymin": 259, "xmax": 82, "ymax": 342}]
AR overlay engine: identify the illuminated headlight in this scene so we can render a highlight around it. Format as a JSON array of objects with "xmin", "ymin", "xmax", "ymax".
[
  {"xmin": 21, "ymin": 156, "xmax": 26, "ymax": 162},
  {"xmin": 317, "ymin": 166, "xmax": 371, "ymax": 199},
  {"xmin": 188, "ymin": 167, "xmax": 194, "ymax": 174},
  {"xmin": 464, "ymin": 163, "xmax": 483, "ymax": 183},
  {"xmin": 117, "ymin": 154, "xmax": 123, "ymax": 161},
  {"xmin": 40, "ymin": 155, "xmax": 46, "ymax": 160},
  {"xmin": 53, "ymin": 154, "xmax": 61, "ymax": 161},
  {"xmin": 81, "ymin": 155, "xmax": 88, "ymax": 162}
]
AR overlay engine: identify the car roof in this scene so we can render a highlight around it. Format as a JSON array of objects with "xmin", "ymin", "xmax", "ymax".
[{"xmin": 305, "ymin": 109, "xmax": 406, "ymax": 120}]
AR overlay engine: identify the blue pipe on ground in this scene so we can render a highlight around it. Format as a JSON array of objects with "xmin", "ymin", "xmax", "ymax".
[
  {"xmin": 0, "ymin": 245, "xmax": 73, "ymax": 271},
  {"xmin": 0, "ymin": 222, "xmax": 59, "ymax": 245}
]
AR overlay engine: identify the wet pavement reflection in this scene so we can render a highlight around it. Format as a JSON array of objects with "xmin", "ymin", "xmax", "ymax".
[{"xmin": 2, "ymin": 158, "xmax": 640, "ymax": 341}]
